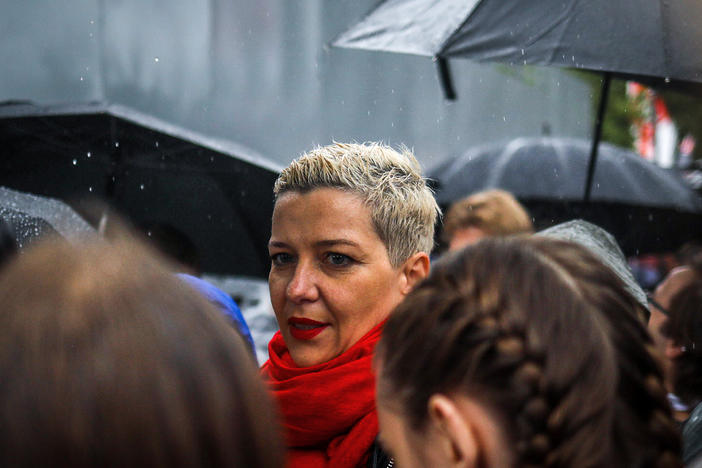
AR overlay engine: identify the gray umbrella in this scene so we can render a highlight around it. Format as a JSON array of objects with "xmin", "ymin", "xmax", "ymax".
[
  {"xmin": 0, "ymin": 102, "xmax": 281, "ymax": 278},
  {"xmin": 431, "ymin": 137, "xmax": 702, "ymax": 211},
  {"xmin": 429, "ymin": 137, "xmax": 702, "ymax": 255},
  {"xmin": 334, "ymin": 0, "xmax": 702, "ymax": 201},
  {"xmin": 0, "ymin": 186, "xmax": 95, "ymax": 249}
]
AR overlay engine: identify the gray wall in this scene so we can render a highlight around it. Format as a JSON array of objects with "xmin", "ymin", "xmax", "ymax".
[{"xmin": 1, "ymin": 0, "xmax": 591, "ymax": 169}]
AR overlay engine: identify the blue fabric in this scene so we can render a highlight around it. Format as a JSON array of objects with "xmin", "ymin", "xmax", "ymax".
[{"xmin": 177, "ymin": 273, "xmax": 256, "ymax": 362}]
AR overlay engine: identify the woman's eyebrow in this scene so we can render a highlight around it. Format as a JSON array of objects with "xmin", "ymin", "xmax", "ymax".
[
  {"xmin": 268, "ymin": 240, "xmax": 289, "ymax": 249},
  {"xmin": 315, "ymin": 239, "xmax": 361, "ymax": 248}
]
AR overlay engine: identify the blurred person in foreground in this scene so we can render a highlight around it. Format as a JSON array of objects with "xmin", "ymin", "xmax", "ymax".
[
  {"xmin": 442, "ymin": 189, "xmax": 533, "ymax": 252},
  {"xmin": 658, "ymin": 262, "xmax": 702, "ymax": 465},
  {"xmin": 261, "ymin": 142, "xmax": 440, "ymax": 468},
  {"xmin": 0, "ymin": 236, "xmax": 283, "ymax": 468},
  {"xmin": 376, "ymin": 237, "xmax": 681, "ymax": 468}
]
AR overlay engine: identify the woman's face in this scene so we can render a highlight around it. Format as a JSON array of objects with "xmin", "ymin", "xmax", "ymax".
[{"xmin": 268, "ymin": 188, "xmax": 406, "ymax": 367}]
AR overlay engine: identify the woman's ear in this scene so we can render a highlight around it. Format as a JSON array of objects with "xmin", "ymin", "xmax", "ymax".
[
  {"xmin": 399, "ymin": 252, "xmax": 430, "ymax": 295},
  {"xmin": 427, "ymin": 394, "xmax": 479, "ymax": 468}
]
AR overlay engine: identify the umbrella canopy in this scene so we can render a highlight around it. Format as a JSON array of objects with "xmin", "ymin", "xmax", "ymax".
[
  {"xmin": 0, "ymin": 102, "xmax": 281, "ymax": 278},
  {"xmin": 0, "ymin": 185, "xmax": 95, "ymax": 249},
  {"xmin": 334, "ymin": 0, "xmax": 702, "ymax": 201},
  {"xmin": 429, "ymin": 137, "xmax": 702, "ymax": 255},
  {"xmin": 334, "ymin": 0, "xmax": 702, "ymax": 86}
]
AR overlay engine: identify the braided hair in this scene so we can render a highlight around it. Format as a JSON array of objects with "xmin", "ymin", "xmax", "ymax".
[{"xmin": 377, "ymin": 237, "xmax": 681, "ymax": 467}]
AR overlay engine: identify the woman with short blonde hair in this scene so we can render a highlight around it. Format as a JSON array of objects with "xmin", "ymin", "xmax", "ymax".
[{"xmin": 262, "ymin": 142, "xmax": 440, "ymax": 468}]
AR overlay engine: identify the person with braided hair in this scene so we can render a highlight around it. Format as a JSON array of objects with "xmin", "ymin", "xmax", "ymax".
[{"xmin": 376, "ymin": 237, "xmax": 682, "ymax": 468}]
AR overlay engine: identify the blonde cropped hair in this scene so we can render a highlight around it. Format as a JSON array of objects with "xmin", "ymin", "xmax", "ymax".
[
  {"xmin": 443, "ymin": 189, "xmax": 533, "ymax": 242},
  {"xmin": 274, "ymin": 142, "xmax": 440, "ymax": 267}
]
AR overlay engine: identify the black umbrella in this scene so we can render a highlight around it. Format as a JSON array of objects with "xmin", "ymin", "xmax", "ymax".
[
  {"xmin": 334, "ymin": 0, "xmax": 702, "ymax": 201},
  {"xmin": 0, "ymin": 102, "xmax": 281, "ymax": 278},
  {"xmin": 0, "ymin": 185, "xmax": 95, "ymax": 249},
  {"xmin": 429, "ymin": 137, "xmax": 702, "ymax": 255}
]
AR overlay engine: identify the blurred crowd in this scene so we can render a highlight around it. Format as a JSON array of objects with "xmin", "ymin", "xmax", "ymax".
[{"xmin": 0, "ymin": 142, "xmax": 700, "ymax": 467}]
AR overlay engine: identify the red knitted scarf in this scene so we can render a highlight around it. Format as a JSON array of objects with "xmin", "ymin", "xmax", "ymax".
[{"xmin": 261, "ymin": 321, "xmax": 385, "ymax": 468}]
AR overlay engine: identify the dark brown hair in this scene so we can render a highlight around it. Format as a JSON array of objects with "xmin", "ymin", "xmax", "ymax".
[
  {"xmin": 662, "ymin": 276, "xmax": 702, "ymax": 406},
  {"xmin": 378, "ymin": 237, "xmax": 681, "ymax": 467},
  {"xmin": 0, "ymin": 237, "xmax": 283, "ymax": 467}
]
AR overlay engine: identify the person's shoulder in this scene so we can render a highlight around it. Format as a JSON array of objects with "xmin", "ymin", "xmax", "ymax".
[
  {"xmin": 366, "ymin": 439, "xmax": 394, "ymax": 468},
  {"xmin": 683, "ymin": 402, "xmax": 702, "ymax": 464}
]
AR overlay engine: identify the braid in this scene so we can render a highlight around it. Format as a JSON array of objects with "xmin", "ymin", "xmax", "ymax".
[
  {"xmin": 529, "ymin": 238, "xmax": 682, "ymax": 468},
  {"xmin": 378, "ymin": 239, "xmax": 618, "ymax": 467},
  {"xmin": 378, "ymin": 237, "xmax": 683, "ymax": 467}
]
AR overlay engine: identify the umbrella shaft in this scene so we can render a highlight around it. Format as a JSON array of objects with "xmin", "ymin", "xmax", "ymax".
[{"xmin": 584, "ymin": 72, "xmax": 612, "ymax": 202}]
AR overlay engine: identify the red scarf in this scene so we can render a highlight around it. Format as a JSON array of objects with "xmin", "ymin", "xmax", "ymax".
[{"xmin": 261, "ymin": 321, "xmax": 385, "ymax": 468}]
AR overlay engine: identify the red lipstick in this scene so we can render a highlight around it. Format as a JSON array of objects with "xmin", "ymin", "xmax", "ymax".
[{"xmin": 288, "ymin": 317, "xmax": 329, "ymax": 340}]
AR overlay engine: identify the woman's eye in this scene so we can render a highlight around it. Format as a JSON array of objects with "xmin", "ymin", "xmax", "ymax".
[
  {"xmin": 326, "ymin": 253, "xmax": 353, "ymax": 266},
  {"xmin": 270, "ymin": 253, "xmax": 294, "ymax": 266}
]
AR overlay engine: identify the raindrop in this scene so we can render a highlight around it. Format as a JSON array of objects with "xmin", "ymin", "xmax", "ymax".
[
  {"xmin": 79, "ymin": 76, "xmax": 84, "ymax": 81},
  {"xmin": 391, "ymin": 89, "xmax": 395, "ymax": 94},
  {"xmin": 391, "ymin": 122, "xmax": 395, "ymax": 128},
  {"xmin": 648, "ymin": 214, "xmax": 654, "ymax": 221},
  {"xmin": 147, "ymin": 230, "xmax": 152, "ymax": 237},
  {"xmin": 86, "ymin": 151, "xmax": 91, "ymax": 158},
  {"xmin": 88, "ymin": 186, "xmax": 93, "ymax": 192},
  {"xmin": 210, "ymin": 156, "xmax": 214, "ymax": 162},
  {"xmin": 502, "ymin": 116, "xmax": 506, "ymax": 122},
  {"xmin": 367, "ymin": 110, "xmax": 371, "ymax": 116},
  {"xmin": 72, "ymin": 159, "xmax": 78, "ymax": 166},
  {"xmin": 572, "ymin": 55, "xmax": 575, "ymax": 62},
  {"xmin": 154, "ymin": 57, "xmax": 160, "ymax": 63},
  {"xmin": 139, "ymin": 184, "xmax": 145, "ymax": 190},
  {"xmin": 521, "ymin": 48, "xmax": 525, "ymax": 55},
  {"xmin": 596, "ymin": 183, "xmax": 600, "ymax": 188},
  {"xmin": 115, "ymin": 141, "xmax": 120, "ymax": 148},
  {"xmin": 89, "ymin": 33, "xmax": 93, "ymax": 38},
  {"xmin": 664, "ymin": 77, "xmax": 671, "ymax": 83},
  {"xmin": 155, "ymin": 141, "xmax": 159, "ymax": 148},
  {"xmin": 523, "ymin": 60, "xmax": 527, "ymax": 65},
  {"xmin": 207, "ymin": 214, "xmax": 212, "ymax": 220}
]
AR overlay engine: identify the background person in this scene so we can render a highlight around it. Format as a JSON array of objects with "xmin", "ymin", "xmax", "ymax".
[
  {"xmin": 0, "ymin": 236, "xmax": 283, "ymax": 468},
  {"xmin": 376, "ymin": 237, "xmax": 680, "ymax": 468},
  {"xmin": 261, "ymin": 142, "xmax": 440, "ymax": 468},
  {"xmin": 659, "ymin": 264, "xmax": 702, "ymax": 464},
  {"xmin": 442, "ymin": 189, "xmax": 533, "ymax": 251}
]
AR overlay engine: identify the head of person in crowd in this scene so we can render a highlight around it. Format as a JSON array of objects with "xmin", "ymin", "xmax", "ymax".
[
  {"xmin": 0, "ymin": 236, "xmax": 283, "ymax": 468},
  {"xmin": 442, "ymin": 189, "xmax": 533, "ymax": 251},
  {"xmin": 376, "ymin": 237, "xmax": 680, "ymax": 468},
  {"xmin": 661, "ymin": 269, "xmax": 702, "ymax": 407},
  {"xmin": 262, "ymin": 142, "xmax": 440, "ymax": 467},
  {"xmin": 649, "ymin": 266, "xmax": 698, "ymax": 390},
  {"xmin": 659, "ymin": 266, "xmax": 702, "ymax": 464}
]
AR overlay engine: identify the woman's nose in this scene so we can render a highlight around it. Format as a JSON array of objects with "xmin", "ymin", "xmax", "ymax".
[{"xmin": 286, "ymin": 261, "xmax": 319, "ymax": 303}]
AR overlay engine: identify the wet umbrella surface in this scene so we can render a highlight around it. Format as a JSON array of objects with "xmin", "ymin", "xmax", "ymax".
[
  {"xmin": 0, "ymin": 102, "xmax": 281, "ymax": 277},
  {"xmin": 429, "ymin": 137, "xmax": 702, "ymax": 255},
  {"xmin": 334, "ymin": 0, "xmax": 702, "ymax": 200},
  {"xmin": 0, "ymin": 185, "xmax": 95, "ymax": 249}
]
